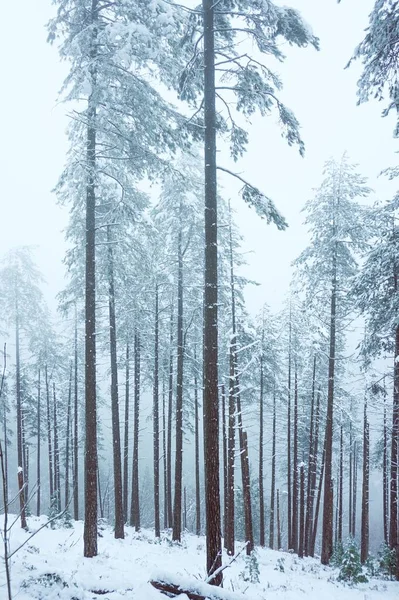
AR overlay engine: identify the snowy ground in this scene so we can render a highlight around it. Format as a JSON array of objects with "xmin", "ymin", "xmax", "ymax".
[{"xmin": 0, "ymin": 515, "xmax": 398, "ymax": 599}]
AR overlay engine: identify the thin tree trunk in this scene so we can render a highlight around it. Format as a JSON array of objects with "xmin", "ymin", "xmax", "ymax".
[
  {"xmin": 310, "ymin": 430, "xmax": 327, "ymax": 557},
  {"xmin": 153, "ymin": 284, "xmax": 161, "ymax": 538},
  {"xmin": 361, "ymin": 397, "xmax": 369, "ymax": 564},
  {"xmin": 163, "ymin": 366, "xmax": 168, "ymax": 530},
  {"xmin": 298, "ymin": 464, "xmax": 305, "ymax": 558},
  {"xmin": 73, "ymin": 305, "xmax": 79, "ymax": 521},
  {"xmin": 107, "ymin": 226, "xmax": 124, "ymax": 539},
  {"xmin": 15, "ymin": 309, "xmax": 27, "ymax": 529},
  {"xmin": 123, "ymin": 342, "xmax": 130, "ymax": 523},
  {"xmin": 321, "ymin": 246, "xmax": 337, "ymax": 565},
  {"xmin": 259, "ymin": 353, "xmax": 265, "ymax": 548},
  {"xmin": 269, "ymin": 385, "xmax": 276, "ymax": 549},
  {"xmin": 353, "ymin": 440, "xmax": 358, "ymax": 537},
  {"xmin": 173, "ymin": 223, "xmax": 184, "ymax": 543},
  {"xmin": 222, "ymin": 384, "xmax": 227, "ymax": 543},
  {"xmin": 389, "ymin": 324, "xmax": 399, "ymax": 579},
  {"xmin": 304, "ymin": 357, "xmax": 316, "ymax": 556},
  {"xmin": 167, "ymin": 310, "xmax": 173, "ymax": 529},
  {"xmin": 277, "ymin": 489, "xmax": 281, "ymax": 550},
  {"xmin": 36, "ymin": 369, "xmax": 41, "ymax": 516},
  {"xmin": 130, "ymin": 331, "xmax": 140, "ymax": 531},
  {"xmin": 195, "ymin": 355, "xmax": 201, "ymax": 536},
  {"xmin": 383, "ymin": 380, "xmax": 389, "ymax": 544},
  {"xmin": 292, "ymin": 365, "xmax": 299, "ymax": 553},
  {"xmin": 338, "ymin": 424, "xmax": 343, "ymax": 545},
  {"xmin": 53, "ymin": 383, "xmax": 61, "ymax": 512},
  {"xmin": 83, "ymin": 0, "xmax": 99, "ymax": 558},
  {"xmin": 287, "ymin": 316, "xmax": 292, "ymax": 550},
  {"xmin": 242, "ymin": 430, "xmax": 254, "ymax": 556},
  {"xmin": 65, "ymin": 363, "xmax": 72, "ymax": 510},
  {"xmin": 45, "ymin": 365, "xmax": 53, "ymax": 505},
  {"xmin": 349, "ymin": 419, "xmax": 353, "ymax": 538}
]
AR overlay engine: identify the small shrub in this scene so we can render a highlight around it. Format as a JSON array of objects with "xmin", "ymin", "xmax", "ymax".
[
  {"xmin": 330, "ymin": 542, "xmax": 344, "ymax": 567},
  {"xmin": 377, "ymin": 543, "xmax": 396, "ymax": 580},
  {"xmin": 240, "ymin": 551, "xmax": 260, "ymax": 583},
  {"xmin": 337, "ymin": 539, "xmax": 368, "ymax": 585},
  {"xmin": 275, "ymin": 557, "xmax": 285, "ymax": 573}
]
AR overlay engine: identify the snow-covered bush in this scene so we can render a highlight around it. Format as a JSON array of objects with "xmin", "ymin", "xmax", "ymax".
[
  {"xmin": 240, "ymin": 551, "xmax": 260, "ymax": 583},
  {"xmin": 377, "ymin": 543, "xmax": 396, "ymax": 580},
  {"xmin": 337, "ymin": 539, "xmax": 368, "ymax": 585}
]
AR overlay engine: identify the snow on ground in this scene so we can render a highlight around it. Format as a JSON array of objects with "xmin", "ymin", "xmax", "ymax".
[{"xmin": 0, "ymin": 515, "xmax": 398, "ymax": 599}]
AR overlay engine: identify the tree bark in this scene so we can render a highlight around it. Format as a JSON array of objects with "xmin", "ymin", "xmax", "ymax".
[
  {"xmin": 242, "ymin": 430, "xmax": 254, "ymax": 556},
  {"xmin": 277, "ymin": 489, "xmax": 281, "ymax": 550},
  {"xmin": 107, "ymin": 226, "xmax": 124, "ymax": 540},
  {"xmin": 53, "ymin": 383, "xmax": 61, "ymax": 512},
  {"xmin": 130, "ymin": 331, "xmax": 140, "ymax": 531},
  {"xmin": 383, "ymin": 381, "xmax": 389, "ymax": 544},
  {"xmin": 304, "ymin": 357, "xmax": 316, "ymax": 555},
  {"xmin": 123, "ymin": 342, "xmax": 130, "ymax": 523},
  {"xmin": 321, "ymin": 247, "xmax": 337, "ymax": 565},
  {"xmin": 361, "ymin": 399, "xmax": 369, "ymax": 564},
  {"xmin": 65, "ymin": 363, "xmax": 72, "ymax": 510},
  {"xmin": 73, "ymin": 305, "xmax": 79, "ymax": 521},
  {"xmin": 154, "ymin": 284, "xmax": 161, "ymax": 538},
  {"xmin": 338, "ymin": 424, "xmax": 343, "ymax": 545},
  {"xmin": 269, "ymin": 385, "xmax": 276, "ymax": 549},
  {"xmin": 173, "ymin": 223, "xmax": 184, "ymax": 543},
  {"xmin": 45, "ymin": 365, "xmax": 53, "ymax": 506},
  {"xmin": 195, "ymin": 353, "xmax": 201, "ymax": 536},
  {"xmin": 259, "ymin": 353, "xmax": 265, "ymax": 548},
  {"xmin": 167, "ymin": 310, "xmax": 174, "ymax": 529},
  {"xmin": 292, "ymin": 365, "xmax": 299, "ymax": 553},
  {"xmin": 390, "ymin": 324, "xmax": 399, "ymax": 579},
  {"xmin": 287, "ymin": 316, "xmax": 292, "ymax": 550},
  {"xmin": 83, "ymin": 0, "xmax": 99, "ymax": 558},
  {"xmin": 310, "ymin": 429, "xmax": 327, "ymax": 557},
  {"xmin": 36, "ymin": 370, "xmax": 41, "ymax": 516},
  {"xmin": 203, "ymin": 0, "xmax": 222, "ymax": 583},
  {"xmin": 298, "ymin": 464, "xmax": 305, "ymax": 558},
  {"xmin": 163, "ymin": 365, "xmax": 168, "ymax": 530},
  {"xmin": 15, "ymin": 309, "xmax": 27, "ymax": 529}
]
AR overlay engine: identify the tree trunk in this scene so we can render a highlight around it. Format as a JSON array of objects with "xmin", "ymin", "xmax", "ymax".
[
  {"xmin": 389, "ymin": 324, "xmax": 399, "ymax": 579},
  {"xmin": 195, "ymin": 354, "xmax": 201, "ymax": 536},
  {"xmin": 130, "ymin": 331, "xmax": 140, "ymax": 531},
  {"xmin": 349, "ymin": 418, "xmax": 353, "ymax": 538},
  {"xmin": 321, "ymin": 248, "xmax": 337, "ymax": 565},
  {"xmin": 53, "ymin": 383, "xmax": 61, "ymax": 512},
  {"xmin": 353, "ymin": 440, "xmax": 358, "ymax": 537},
  {"xmin": 123, "ymin": 342, "xmax": 130, "ymax": 523},
  {"xmin": 304, "ymin": 357, "xmax": 316, "ymax": 556},
  {"xmin": 338, "ymin": 424, "xmax": 343, "ymax": 545},
  {"xmin": 173, "ymin": 224, "xmax": 184, "ymax": 543},
  {"xmin": 65, "ymin": 363, "xmax": 72, "ymax": 510},
  {"xmin": 292, "ymin": 366, "xmax": 299, "ymax": 553},
  {"xmin": 45, "ymin": 365, "xmax": 53, "ymax": 506},
  {"xmin": 73, "ymin": 305, "xmax": 79, "ymax": 521},
  {"xmin": 310, "ymin": 429, "xmax": 327, "ymax": 557},
  {"xmin": 167, "ymin": 310, "xmax": 174, "ymax": 529},
  {"xmin": 383, "ymin": 381, "xmax": 389, "ymax": 544},
  {"xmin": 203, "ymin": 0, "xmax": 222, "ymax": 583},
  {"xmin": 269, "ymin": 385, "xmax": 276, "ymax": 549},
  {"xmin": 15, "ymin": 310, "xmax": 27, "ymax": 529},
  {"xmin": 83, "ymin": 0, "xmax": 99, "ymax": 558},
  {"xmin": 361, "ymin": 398, "xmax": 369, "ymax": 564},
  {"xmin": 242, "ymin": 430, "xmax": 254, "ymax": 556},
  {"xmin": 298, "ymin": 464, "xmax": 305, "ymax": 558},
  {"xmin": 163, "ymin": 366, "xmax": 168, "ymax": 530},
  {"xmin": 36, "ymin": 369, "xmax": 41, "ymax": 516},
  {"xmin": 107, "ymin": 226, "xmax": 124, "ymax": 540},
  {"xmin": 259, "ymin": 353, "xmax": 265, "ymax": 548},
  {"xmin": 277, "ymin": 489, "xmax": 281, "ymax": 550},
  {"xmin": 287, "ymin": 316, "xmax": 292, "ymax": 550},
  {"xmin": 154, "ymin": 284, "xmax": 161, "ymax": 538}
]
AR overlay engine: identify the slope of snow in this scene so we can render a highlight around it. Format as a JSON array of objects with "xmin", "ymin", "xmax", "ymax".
[{"xmin": 0, "ymin": 515, "xmax": 398, "ymax": 599}]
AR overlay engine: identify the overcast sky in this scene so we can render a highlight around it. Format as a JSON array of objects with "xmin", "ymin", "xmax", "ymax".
[{"xmin": 0, "ymin": 0, "xmax": 397, "ymax": 318}]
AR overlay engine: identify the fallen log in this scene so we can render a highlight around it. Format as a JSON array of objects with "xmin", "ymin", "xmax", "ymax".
[{"xmin": 150, "ymin": 579, "xmax": 206, "ymax": 599}]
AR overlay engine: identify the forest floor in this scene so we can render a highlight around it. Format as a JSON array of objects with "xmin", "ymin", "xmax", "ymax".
[{"xmin": 0, "ymin": 515, "xmax": 398, "ymax": 599}]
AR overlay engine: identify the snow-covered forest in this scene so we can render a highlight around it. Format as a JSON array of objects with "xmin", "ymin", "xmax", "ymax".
[{"xmin": 1, "ymin": 1, "xmax": 399, "ymax": 599}]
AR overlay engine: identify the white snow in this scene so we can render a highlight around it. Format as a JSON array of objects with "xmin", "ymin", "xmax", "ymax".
[{"xmin": 0, "ymin": 516, "xmax": 398, "ymax": 600}]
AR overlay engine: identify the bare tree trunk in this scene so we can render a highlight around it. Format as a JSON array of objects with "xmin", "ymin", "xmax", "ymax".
[
  {"xmin": 167, "ymin": 310, "xmax": 174, "ymax": 529},
  {"xmin": 154, "ymin": 284, "xmax": 161, "ymax": 539},
  {"xmin": 242, "ymin": 430, "xmax": 254, "ymax": 556},
  {"xmin": 310, "ymin": 430, "xmax": 327, "ymax": 557},
  {"xmin": 65, "ymin": 363, "xmax": 72, "ymax": 510},
  {"xmin": 53, "ymin": 383, "xmax": 61, "ymax": 512},
  {"xmin": 173, "ymin": 223, "xmax": 184, "ymax": 543},
  {"xmin": 353, "ymin": 440, "xmax": 358, "ymax": 537},
  {"xmin": 163, "ymin": 366, "xmax": 168, "ymax": 530},
  {"xmin": 259, "ymin": 353, "xmax": 265, "ymax": 548},
  {"xmin": 390, "ymin": 324, "xmax": 399, "ymax": 579},
  {"xmin": 37, "ymin": 369, "xmax": 41, "ymax": 516},
  {"xmin": 287, "ymin": 316, "xmax": 292, "ymax": 550},
  {"xmin": 349, "ymin": 419, "xmax": 353, "ymax": 538},
  {"xmin": 269, "ymin": 385, "xmax": 276, "ymax": 549},
  {"xmin": 45, "ymin": 365, "xmax": 53, "ymax": 507},
  {"xmin": 83, "ymin": 0, "xmax": 99, "ymax": 558},
  {"xmin": 361, "ymin": 398, "xmax": 369, "ymax": 564},
  {"xmin": 202, "ymin": 0, "xmax": 222, "ymax": 583},
  {"xmin": 195, "ymin": 356, "xmax": 201, "ymax": 536},
  {"xmin": 338, "ymin": 424, "xmax": 343, "ymax": 545},
  {"xmin": 130, "ymin": 331, "xmax": 140, "ymax": 531},
  {"xmin": 16, "ymin": 310, "xmax": 27, "ymax": 529},
  {"xmin": 277, "ymin": 489, "xmax": 281, "ymax": 550},
  {"xmin": 383, "ymin": 381, "xmax": 389, "ymax": 544},
  {"xmin": 123, "ymin": 342, "xmax": 130, "ymax": 523},
  {"xmin": 304, "ymin": 357, "xmax": 316, "ymax": 556},
  {"xmin": 107, "ymin": 226, "xmax": 124, "ymax": 540},
  {"xmin": 321, "ymin": 248, "xmax": 337, "ymax": 565},
  {"xmin": 292, "ymin": 366, "xmax": 299, "ymax": 553},
  {"xmin": 73, "ymin": 305, "xmax": 79, "ymax": 521},
  {"xmin": 298, "ymin": 464, "xmax": 305, "ymax": 558},
  {"xmin": 222, "ymin": 385, "xmax": 227, "ymax": 543}
]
